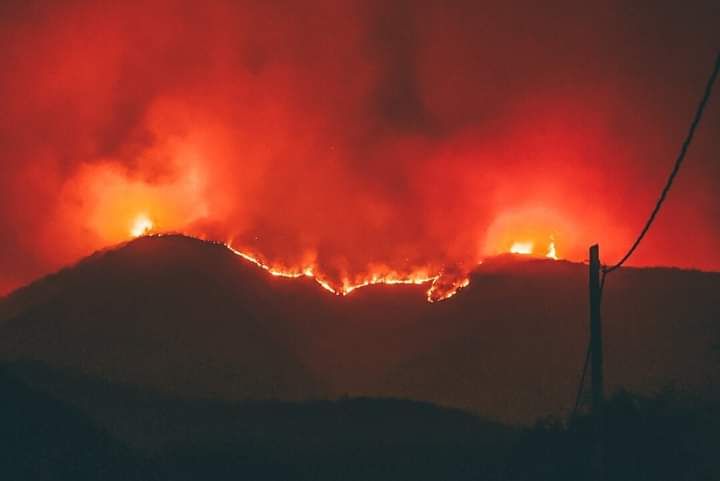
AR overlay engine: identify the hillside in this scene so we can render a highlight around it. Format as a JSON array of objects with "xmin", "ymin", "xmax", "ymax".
[
  {"xmin": 2, "ymin": 362, "xmax": 717, "ymax": 481},
  {"xmin": 0, "ymin": 235, "xmax": 326, "ymax": 401},
  {"xmin": 0, "ymin": 362, "xmax": 517, "ymax": 481},
  {"xmin": 1, "ymin": 234, "xmax": 718, "ymax": 423}
]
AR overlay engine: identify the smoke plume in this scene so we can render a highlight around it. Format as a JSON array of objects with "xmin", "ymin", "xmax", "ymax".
[{"xmin": 1, "ymin": 0, "xmax": 718, "ymax": 294}]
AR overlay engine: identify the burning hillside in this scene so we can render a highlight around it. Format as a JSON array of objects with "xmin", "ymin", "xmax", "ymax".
[
  {"xmin": 163, "ymin": 234, "xmax": 471, "ymax": 302},
  {"xmin": 2, "ymin": 234, "xmax": 718, "ymax": 424}
]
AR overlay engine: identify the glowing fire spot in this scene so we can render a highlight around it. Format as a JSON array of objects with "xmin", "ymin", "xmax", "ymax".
[
  {"xmin": 508, "ymin": 237, "xmax": 559, "ymax": 260},
  {"xmin": 510, "ymin": 241, "xmax": 534, "ymax": 255},
  {"xmin": 130, "ymin": 214, "xmax": 154, "ymax": 238},
  {"xmin": 546, "ymin": 238, "xmax": 558, "ymax": 260}
]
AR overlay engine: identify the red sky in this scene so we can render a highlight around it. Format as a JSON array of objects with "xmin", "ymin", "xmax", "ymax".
[{"xmin": 0, "ymin": 0, "xmax": 718, "ymax": 295}]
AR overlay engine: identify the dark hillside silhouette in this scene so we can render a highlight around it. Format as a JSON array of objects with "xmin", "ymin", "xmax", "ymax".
[
  {"xmin": 0, "ymin": 362, "xmax": 518, "ymax": 481},
  {"xmin": 2, "ymin": 362, "xmax": 718, "ymax": 480},
  {"xmin": 1, "ymin": 235, "xmax": 719, "ymax": 423},
  {"xmin": 0, "ymin": 236, "xmax": 325, "ymax": 401},
  {"xmin": 0, "ymin": 366, "xmax": 136, "ymax": 480},
  {"xmin": 508, "ymin": 389, "xmax": 720, "ymax": 480}
]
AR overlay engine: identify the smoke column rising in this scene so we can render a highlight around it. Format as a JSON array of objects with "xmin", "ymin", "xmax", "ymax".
[{"xmin": 0, "ymin": 0, "xmax": 718, "ymax": 294}]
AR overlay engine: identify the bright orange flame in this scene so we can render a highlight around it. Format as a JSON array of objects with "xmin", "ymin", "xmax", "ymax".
[
  {"xmin": 508, "ymin": 237, "xmax": 559, "ymax": 260},
  {"xmin": 61, "ymin": 161, "xmax": 208, "ymax": 246},
  {"xmin": 546, "ymin": 238, "xmax": 558, "ymax": 260},
  {"xmin": 510, "ymin": 241, "xmax": 534, "ymax": 255},
  {"xmin": 483, "ymin": 207, "xmax": 571, "ymax": 261},
  {"xmin": 130, "ymin": 214, "xmax": 154, "ymax": 238},
  {"xmin": 223, "ymin": 239, "xmax": 468, "ymax": 302}
]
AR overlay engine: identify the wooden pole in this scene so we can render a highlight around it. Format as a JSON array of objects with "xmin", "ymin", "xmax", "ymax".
[
  {"xmin": 589, "ymin": 244, "xmax": 604, "ymax": 414},
  {"xmin": 589, "ymin": 244, "xmax": 604, "ymax": 479}
]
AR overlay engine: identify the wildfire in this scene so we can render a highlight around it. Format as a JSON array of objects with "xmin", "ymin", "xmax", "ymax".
[
  {"xmin": 484, "ymin": 207, "xmax": 569, "ymax": 262},
  {"xmin": 223, "ymin": 240, "xmax": 468, "ymax": 302},
  {"xmin": 510, "ymin": 241, "xmax": 534, "ymax": 255},
  {"xmin": 546, "ymin": 238, "xmax": 558, "ymax": 260},
  {"xmin": 508, "ymin": 237, "xmax": 559, "ymax": 260},
  {"xmin": 130, "ymin": 214, "xmax": 154, "ymax": 238},
  {"xmin": 125, "ymin": 217, "xmax": 567, "ymax": 303}
]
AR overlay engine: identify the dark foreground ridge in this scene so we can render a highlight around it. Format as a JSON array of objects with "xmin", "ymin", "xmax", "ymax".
[
  {"xmin": 1, "ymin": 362, "xmax": 516, "ymax": 481},
  {"xmin": 2, "ymin": 362, "xmax": 719, "ymax": 481}
]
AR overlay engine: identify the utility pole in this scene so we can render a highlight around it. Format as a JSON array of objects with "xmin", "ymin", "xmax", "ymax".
[
  {"xmin": 588, "ymin": 244, "xmax": 604, "ymax": 415},
  {"xmin": 589, "ymin": 244, "xmax": 604, "ymax": 479}
]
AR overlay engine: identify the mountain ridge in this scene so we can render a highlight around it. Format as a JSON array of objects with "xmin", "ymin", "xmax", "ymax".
[{"xmin": 1, "ymin": 234, "xmax": 718, "ymax": 423}]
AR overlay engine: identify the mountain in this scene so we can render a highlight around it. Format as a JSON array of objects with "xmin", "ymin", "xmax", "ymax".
[
  {"xmin": 372, "ymin": 257, "xmax": 720, "ymax": 421},
  {"xmin": 0, "ymin": 235, "xmax": 325, "ymax": 401},
  {"xmin": 1, "ymin": 234, "xmax": 719, "ymax": 423}
]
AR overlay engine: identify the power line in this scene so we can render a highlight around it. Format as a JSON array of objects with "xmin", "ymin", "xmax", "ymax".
[
  {"xmin": 571, "ymin": 258, "xmax": 611, "ymax": 419},
  {"xmin": 571, "ymin": 51, "xmax": 720, "ymax": 419},
  {"xmin": 604, "ymin": 51, "xmax": 720, "ymax": 274},
  {"xmin": 571, "ymin": 337, "xmax": 591, "ymax": 419}
]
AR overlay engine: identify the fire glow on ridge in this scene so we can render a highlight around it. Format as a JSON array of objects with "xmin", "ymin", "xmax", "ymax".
[
  {"xmin": 222, "ymin": 239, "xmax": 470, "ymax": 303},
  {"xmin": 510, "ymin": 241, "xmax": 534, "ymax": 255},
  {"xmin": 130, "ymin": 214, "xmax": 154, "ymax": 238}
]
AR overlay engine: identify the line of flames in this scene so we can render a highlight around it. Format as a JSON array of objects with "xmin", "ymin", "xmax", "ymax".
[
  {"xmin": 139, "ymin": 232, "xmax": 562, "ymax": 302},
  {"xmin": 221, "ymin": 241, "xmax": 468, "ymax": 302}
]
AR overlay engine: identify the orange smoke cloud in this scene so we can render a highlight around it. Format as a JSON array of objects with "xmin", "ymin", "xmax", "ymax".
[{"xmin": 0, "ymin": 0, "xmax": 718, "ymax": 295}]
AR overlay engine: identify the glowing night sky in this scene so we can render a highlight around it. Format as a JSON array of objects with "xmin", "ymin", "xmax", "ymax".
[{"xmin": 0, "ymin": 0, "xmax": 717, "ymax": 295}]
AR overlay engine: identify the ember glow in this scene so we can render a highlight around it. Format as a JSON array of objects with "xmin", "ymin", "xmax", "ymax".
[
  {"xmin": 508, "ymin": 237, "xmax": 559, "ymax": 260},
  {"xmin": 510, "ymin": 242, "xmax": 534, "ymax": 255},
  {"xmin": 546, "ymin": 239, "xmax": 558, "ymax": 261},
  {"xmin": 130, "ymin": 215, "xmax": 154, "ymax": 238},
  {"xmin": 0, "ymin": 0, "xmax": 718, "ymax": 296}
]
